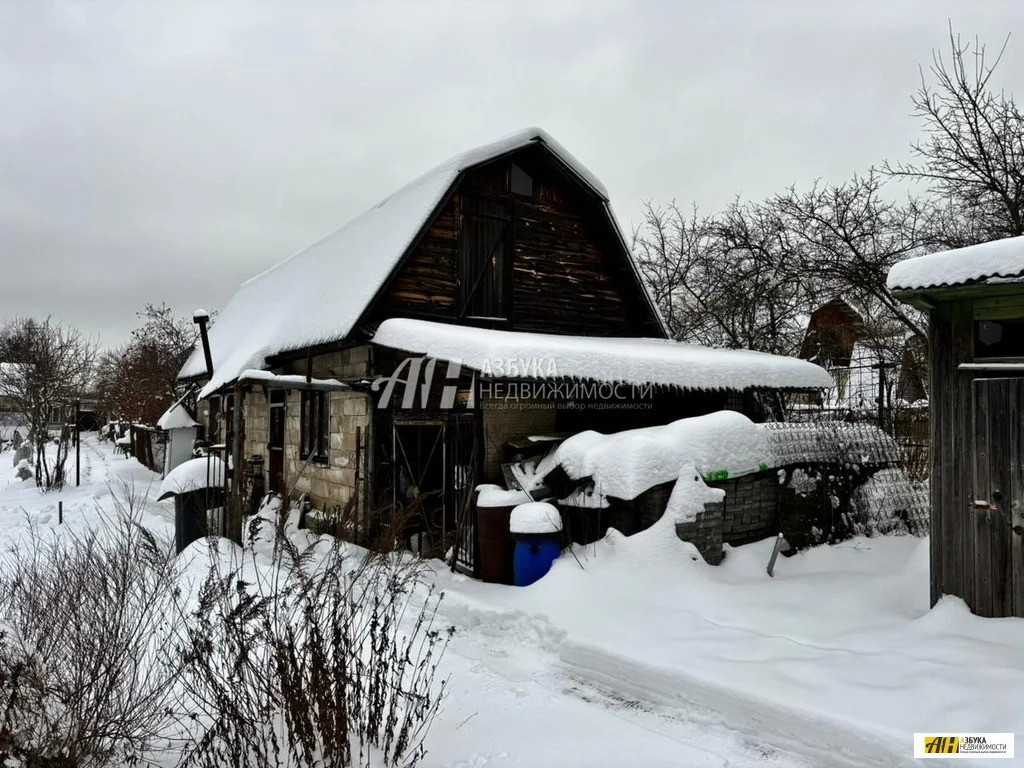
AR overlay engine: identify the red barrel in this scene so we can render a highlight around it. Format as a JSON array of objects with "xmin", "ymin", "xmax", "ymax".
[{"xmin": 475, "ymin": 486, "xmax": 531, "ymax": 584}]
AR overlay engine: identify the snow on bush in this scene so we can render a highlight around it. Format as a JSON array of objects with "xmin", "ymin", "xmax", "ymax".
[
  {"xmin": 540, "ymin": 411, "xmax": 769, "ymax": 501},
  {"xmin": 173, "ymin": 496, "xmax": 453, "ymax": 768},
  {"xmin": 851, "ymin": 467, "xmax": 929, "ymax": 536},
  {"xmin": 0, "ymin": 485, "xmax": 180, "ymax": 766}
]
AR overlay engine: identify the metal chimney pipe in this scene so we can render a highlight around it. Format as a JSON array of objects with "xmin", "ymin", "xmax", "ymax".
[{"xmin": 192, "ymin": 309, "xmax": 214, "ymax": 380}]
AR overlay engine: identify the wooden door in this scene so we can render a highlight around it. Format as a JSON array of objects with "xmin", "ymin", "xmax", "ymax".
[
  {"xmin": 458, "ymin": 197, "xmax": 511, "ymax": 322},
  {"xmin": 268, "ymin": 391, "xmax": 285, "ymax": 494},
  {"xmin": 446, "ymin": 412, "xmax": 479, "ymax": 576},
  {"xmin": 972, "ymin": 377, "xmax": 1024, "ymax": 618}
]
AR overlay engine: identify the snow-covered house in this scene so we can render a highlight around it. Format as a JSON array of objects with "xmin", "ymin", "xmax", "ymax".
[
  {"xmin": 178, "ymin": 128, "xmax": 831, "ymax": 569},
  {"xmin": 156, "ymin": 400, "xmax": 200, "ymax": 476},
  {"xmin": 889, "ymin": 234, "xmax": 1024, "ymax": 618}
]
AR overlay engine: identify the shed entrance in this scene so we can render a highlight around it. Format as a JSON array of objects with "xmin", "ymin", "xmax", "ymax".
[
  {"xmin": 390, "ymin": 415, "xmax": 478, "ymax": 573},
  {"xmin": 971, "ymin": 377, "xmax": 1024, "ymax": 618}
]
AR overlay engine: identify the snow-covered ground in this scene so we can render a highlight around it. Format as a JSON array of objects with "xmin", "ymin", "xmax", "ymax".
[{"xmin": 2, "ymin": 436, "xmax": 1021, "ymax": 767}]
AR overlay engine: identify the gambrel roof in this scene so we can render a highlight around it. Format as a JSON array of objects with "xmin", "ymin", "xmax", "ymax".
[{"xmin": 179, "ymin": 128, "xmax": 657, "ymax": 397}]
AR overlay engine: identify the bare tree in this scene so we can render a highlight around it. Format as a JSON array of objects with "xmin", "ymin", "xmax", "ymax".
[
  {"xmin": 886, "ymin": 28, "xmax": 1024, "ymax": 244},
  {"xmin": 633, "ymin": 201, "xmax": 817, "ymax": 355},
  {"xmin": 770, "ymin": 172, "xmax": 928, "ymax": 339},
  {"xmin": 0, "ymin": 317, "xmax": 98, "ymax": 489},
  {"xmin": 96, "ymin": 304, "xmax": 203, "ymax": 424},
  {"xmin": 633, "ymin": 202, "xmax": 721, "ymax": 342}
]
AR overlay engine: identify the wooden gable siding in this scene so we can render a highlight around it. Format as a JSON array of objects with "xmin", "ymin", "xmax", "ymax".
[
  {"xmin": 369, "ymin": 146, "xmax": 660, "ymax": 338},
  {"xmin": 799, "ymin": 300, "xmax": 863, "ymax": 366},
  {"xmin": 377, "ymin": 195, "xmax": 461, "ymax": 319}
]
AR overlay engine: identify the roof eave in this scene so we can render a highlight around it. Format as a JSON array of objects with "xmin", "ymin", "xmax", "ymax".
[{"xmin": 892, "ymin": 277, "xmax": 1024, "ymax": 308}]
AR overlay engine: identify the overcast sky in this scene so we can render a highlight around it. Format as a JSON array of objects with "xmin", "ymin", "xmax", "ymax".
[{"xmin": 1, "ymin": 0, "xmax": 1022, "ymax": 348}]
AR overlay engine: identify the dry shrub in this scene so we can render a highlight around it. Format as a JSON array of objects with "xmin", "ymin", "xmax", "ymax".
[
  {"xmin": 174, "ymin": 509, "xmax": 452, "ymax": 768},
  {"xmin": 0, "ymin": 484, "xmax": 181, "ymax": 766}
]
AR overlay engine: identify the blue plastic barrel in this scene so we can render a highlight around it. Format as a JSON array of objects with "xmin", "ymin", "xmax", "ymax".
[{"xmin": 513, "ymin": 535, "xmax": 561, "ymax": 586}]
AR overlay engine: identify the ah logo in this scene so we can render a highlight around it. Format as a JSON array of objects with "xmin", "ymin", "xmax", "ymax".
[
  {"xmin": 924, "ymin": 736, "xmax": 960, "ymax": 754},
  {"xmin": 371, "ymin": 358, "xmax": 474, "ymax": 410}
]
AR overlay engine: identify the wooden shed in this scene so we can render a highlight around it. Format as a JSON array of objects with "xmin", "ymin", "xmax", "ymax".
[{"xmin": 889, "ymin": 235, "xmax": 1024, "ymax": 617}]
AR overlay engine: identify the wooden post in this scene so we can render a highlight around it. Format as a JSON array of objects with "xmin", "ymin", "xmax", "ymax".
[
  {"xmin": 228, "ymin": 382, "xmax": 245, "ymax": 543},
  {"xmin": 354, "ymin": 425, "xmax": 362, "ymax": 543},
  {"xmin": 58, "ymin": 500, "xmax": 63, "ymax": 525},
  {"xmin": 75, "ymin": 399, "xmax": 81, "ymax": 487},
  {"xmin": 878, "ymin": 363, "xmax": 888, "ymax": 432}
]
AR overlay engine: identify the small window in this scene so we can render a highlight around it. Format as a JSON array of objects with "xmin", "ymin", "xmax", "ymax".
[
  {"xmin": 207, "ymin": 395, "xmax": 222, "ymax": 444},
  {"xmin": 300, "ymin": 390, "xmax": 329, "ymax": 464},
  {"xmin": 510, "ymin": 163, "xmax": 533, "ymax": 197},
  {"xmin": 974, "ymin": 318, "xmax": 1024, "ymax": 359}
]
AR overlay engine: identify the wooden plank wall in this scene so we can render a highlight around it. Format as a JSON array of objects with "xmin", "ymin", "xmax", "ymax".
[
  {"xmin": 928, "ymin": 301, "xmax": 975, "ymax": 607},
  {"xmin": 372, "ymin": 147, "xmax": 658, "ymax": 337}
]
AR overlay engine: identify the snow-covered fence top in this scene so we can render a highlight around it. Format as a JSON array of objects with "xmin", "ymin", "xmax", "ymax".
[
  {"xmin": 157, "ymin": 456, "xmax": 227, "ymax": 500},
  {"xmin": 759, "ymin": 421, "xmax": 902, "ymax": 467},
  {"xmin": 888, "ymin": 234, "xmax": 1024, "ymax": 292},
  {"xmin": 372, "ymin": 319, "xmax": 833, "ymax": 392}
]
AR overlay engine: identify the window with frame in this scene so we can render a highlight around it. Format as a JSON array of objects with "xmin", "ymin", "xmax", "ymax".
[
  {"xmin": 300, "ymin": 390, "xmax": 329, "ymax": 464},
  {"xmin": 974, "ymin": 317, "xmax": 1024, "ymax": 359},
  {"xmin": 510, "ymin": 162, "xmax": 533, "ymax": 198}
]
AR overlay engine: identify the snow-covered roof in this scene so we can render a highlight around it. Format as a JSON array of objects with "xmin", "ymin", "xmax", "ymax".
[
  {"xmin": 537, "ymin": 411, "xmax": 771, "ymax": 501},
  {"xmin": 156, "ymin": 403, "xmax": 199, "ymax": 431},
  {"xmin": 888, "ymin": 235, "xmax": 1024, "ymax": 293},
  {"xmin": 372, "ymin": 318, "xmax": 833, "ymax": 391},
  {"xmin": 179, "ymin": 127, "xmax": 645, "ymax": 395}
]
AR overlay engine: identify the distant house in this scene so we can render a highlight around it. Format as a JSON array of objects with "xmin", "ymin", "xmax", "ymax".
[
  {"xmin": 44, "ymin": 390, "xmax": 104, "ymax": 433},
  {"xmin": 798, "ymin": 297, "xmax": 927, "ymax": 417},
  {"xmin": 178, "ymin": 128, "xmax": 831, "ymax": 570}
]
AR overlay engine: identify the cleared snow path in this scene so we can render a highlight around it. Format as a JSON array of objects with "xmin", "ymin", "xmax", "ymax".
[{"xmin": 425, "ymin": 607, "xmax": 818, "ymax": 768}]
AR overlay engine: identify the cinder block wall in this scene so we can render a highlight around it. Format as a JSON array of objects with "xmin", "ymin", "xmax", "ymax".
[
  {"xmin": 708, "ymin": 470, "xmax": 780, "ymax": 546},
  {"xmin": 223, "ymin": 344, "xmax": 375, "ymax": 517},
  {"xmin": 243, "ymin": 389, "xmax": 268, "ymax": 459},
  {"xmin": 283, "ymin": 390, "xmax": 370, "ymax": 514},
  {"xmin": 675, "ymin": 502, "xmax": 724, "ymax": 564}
]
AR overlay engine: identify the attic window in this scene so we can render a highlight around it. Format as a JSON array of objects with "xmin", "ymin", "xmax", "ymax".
[{"xmin": 510, "ymin": 163, "xmax": 533, "ymax": 197}]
